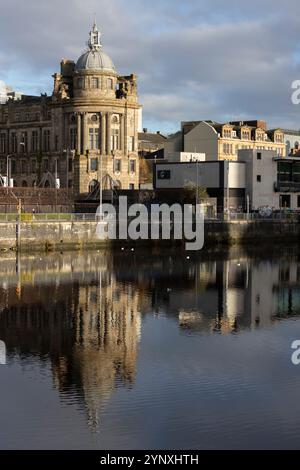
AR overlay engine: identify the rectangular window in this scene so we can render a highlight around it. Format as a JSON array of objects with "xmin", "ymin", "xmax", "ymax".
[
  {"xmin": 112, "ymin": 129, "xmax": 119, "ymax": 151},
  {"xmin": 129, "ymin": 159, "xmax": 136, "ymax": 173},
  {"xmin": 55, "ymin": 135, "xmax": 59, "ymax": 151},
  {"xmin": 68, "ymin": 158, "xmax": 73, "ymax": 172},
  {"xmin": 20, "ymin": 132, "xmax": 28, "ymax": 153},
  {"xmin": 89, "ymin": 128, "xmax": 99, "ymax": 150},
  {"xmin": 43, "ymin": 130, "xmax": 51, "ymax": 152},
  {"xmin": 108, "ymin": 78, "xmax": 113, "ymax": 90},
  {"xmin": 31, "ymin": 131, "xmax": 39, "ymax": 152},
  {"xmin": 31, "ymin": 159, "xmax": 37, "ymax": 173},
  {"xmin": 21, "ymin": 160, "xmax": 28, "ymax": 174},
  {"xmin": 257, "ymin": 152, "xmax": 262, "ymax": 160},
  {"xmin": 278, "ymin": 162, "xmax": 292, "ymax": 183},
  {"xmin": 70, "ymin": 128, "xmax": 77, "ymax": 150},
  {"xmin": 293, "ymin": 162, "xmax": 300, "ymax": 183},
  {"xmin": 280, "ymin": 194, "xmax": 291, "ymax": 208},
  {"xmin": 90, "ymin": 158, "xmax": 98, "ymax": 171},
  {"xmin": 43, "ymin": 159, "xmax": 49, "ymax": 172},
  {"xmin": 11, "ymin": 160, "xmax": 16, "ymax": 174},
  {"xmin": 11, "ymin": 133, "xmax": 17, "ymax": 153},
  {"xmin": 298, "ymin": 195, "xmax": 300, "ymax": 208},
  {"xmin": 114, "ymin": 159, "xmax": 121, "ymax": 172},
  {"xmin": 91, "ymin": 77, "xmax": 99, "ymax": 89},
  {"xmin": 0, "ymin": 134, "xmax": 6, "ymax": 154},
  {"xmin": 78, "ymin": 78, "xmax": 84, "ymax": 89},
  {"xmin": 257, "ymin": 175, "xmax": 261, "ymax": 182},
  {"xmin": 129, "ymin": 136, "xmax": 135, "ymax": 152},
  {"xmin": 129, "ymin": 183, "xmax": 135, "ymax": 190}
]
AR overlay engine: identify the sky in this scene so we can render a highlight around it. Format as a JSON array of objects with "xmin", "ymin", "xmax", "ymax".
[{"xmin": 1, "ymin": 0, "xmax": 300, "ymax": 134}]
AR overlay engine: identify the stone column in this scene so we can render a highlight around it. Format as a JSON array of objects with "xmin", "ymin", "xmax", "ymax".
[
  {"xmin": 82, "ymin": 113, "xmax": 88, "ymax": 154},
  {"xmin": 101, "ymin": 112, "xmax": 106, "ymax": 155},
  {"xmin": 124, "ymin": 107, "xmax": 128, "ymax": 155},
  {"xmin": 106, "ymin": 112, "xmax": 111, "ymax": 154},
  {"xmin": 76, "ymin": 113, "xmax": 81, "ymax": 155},
  {"xmin": 120, "ymin": 114, "xmax": 124, "ymax": 152}
]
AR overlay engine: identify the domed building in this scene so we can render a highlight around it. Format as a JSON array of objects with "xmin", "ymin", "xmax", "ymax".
[{"xmin": 0, "ymin": 22, "xmax": 142, "ymax": 192}]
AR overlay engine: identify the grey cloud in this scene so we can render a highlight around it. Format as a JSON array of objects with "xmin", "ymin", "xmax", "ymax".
[{"xmin": 1, "ymin": 0, "xmax": 300, "ymax": 132}]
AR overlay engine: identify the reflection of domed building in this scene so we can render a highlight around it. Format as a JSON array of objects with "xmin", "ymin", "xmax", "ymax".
[
  {"xmin": 0, "ymin": 259, "xmax": 141, "ymax": 430},
  {"xmin": 0, "ymin": 21, "xmax": 141, "ymax": 192}
]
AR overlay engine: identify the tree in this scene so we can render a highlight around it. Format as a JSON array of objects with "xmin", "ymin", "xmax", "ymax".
[{"xmin": 183, "ymin": 181, "xmax": 209, "ymax": 204}]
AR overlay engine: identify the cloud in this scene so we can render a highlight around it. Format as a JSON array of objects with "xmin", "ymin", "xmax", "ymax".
[{"xmin": 1, "ymin": 0, "xmax": 300, "ymax": 132}]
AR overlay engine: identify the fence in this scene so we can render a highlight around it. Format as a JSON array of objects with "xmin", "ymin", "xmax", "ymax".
[
  {"xmin": 0, "ymin": 211, "xmax": 298, "ymax": 223},
  {"xmin": 208, "ymin": 212, "xmax": 300, "ymax": 222}
]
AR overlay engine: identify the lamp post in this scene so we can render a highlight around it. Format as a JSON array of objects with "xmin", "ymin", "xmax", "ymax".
[
  {"xmin": 6, "ymin": 155, "xmax": 12, "ymax": 194},
  {"xmin": 55, "ymin": 157, "xmax": 58, "ymax": 212},
  {"xmin": 196, "ymin": 159, "xmax": 199, "ymax": 207},
  {"xmin": 62, "ymin": 148, "xmax": 69, "ymax": 189},
  {"xmin": 99, "ymin": 154, "xmax": 103, "ymax": 220}
]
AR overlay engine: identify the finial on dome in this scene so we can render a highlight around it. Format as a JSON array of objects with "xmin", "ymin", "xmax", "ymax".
[
  {"xmin": 88, "ymin": 19, "xmax": 102, "ymax": 50},
  {"xmin": 93, "ymin": 14, "xmax": 97, "ymax": 31}
]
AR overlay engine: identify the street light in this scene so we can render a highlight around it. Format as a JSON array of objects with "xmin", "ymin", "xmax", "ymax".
[
  {"xmin": 6, "ymin": 154, "xmax": 12, "ymax": 190},
  {"xmin": 62, "ymin": 148, "xmax": 70, "ymax": 189},
  {"xmin": 98, "ymin": 154, "xmax": 103, "ymax": 220}
]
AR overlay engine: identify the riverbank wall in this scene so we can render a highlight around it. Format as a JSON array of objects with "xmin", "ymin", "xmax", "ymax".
[{"xmin": 0, "ymin": 219, "xmax": 299, "ymax": 252}]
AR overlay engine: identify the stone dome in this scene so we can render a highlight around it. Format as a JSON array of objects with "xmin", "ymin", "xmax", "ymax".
[
  {"xmin": 75, "ymin": 49, "xmax": 116, "ymax": 73},
  {"xmin": 75, "ymin": 21, "xmax": 116, "ymax": 73}
]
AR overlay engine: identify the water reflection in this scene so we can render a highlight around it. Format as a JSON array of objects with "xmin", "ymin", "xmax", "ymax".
[{"xmin": 0, "ymin": 248, "xmax": 300, "ymax": 434}]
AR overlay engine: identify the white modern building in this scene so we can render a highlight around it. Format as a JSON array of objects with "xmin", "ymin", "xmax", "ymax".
[{"xmin": 154, "ymin": 149, "xmax": 300, "ymax": 212}]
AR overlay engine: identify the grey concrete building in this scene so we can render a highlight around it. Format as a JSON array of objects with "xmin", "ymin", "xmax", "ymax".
[
  {"xmin": 154, "ymin": 160, "xmax": 246, "ymax": 212},
  {"xmin": 154, "ymin": 149, "xmax": 300, "ymax": 212}
]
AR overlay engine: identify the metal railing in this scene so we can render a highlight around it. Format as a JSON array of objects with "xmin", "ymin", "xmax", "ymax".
[
  {"xmin": 0, "ymin": 212, "xmax": 298, "ymax": 223},
  {"xmin": 206, "ymin": 212, "xmax": 300, "ymax": 222},
  {"xmin": 0, "ymin": 213, "xmax": 97, "ymax": 222}
]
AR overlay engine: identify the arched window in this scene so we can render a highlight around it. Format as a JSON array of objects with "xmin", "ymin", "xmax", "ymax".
[
  {"xmin": 89, "ymin": 179, "xmax": 98, "ymax": 192},
  {"xmin": 111, "ymin": 115, "xmax": 120, "ymax": 150}
]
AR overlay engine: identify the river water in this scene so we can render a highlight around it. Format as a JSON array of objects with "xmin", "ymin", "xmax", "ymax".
[{"xmin": 0, "ymin": 246, "xmax": 300, "ymax": 450}]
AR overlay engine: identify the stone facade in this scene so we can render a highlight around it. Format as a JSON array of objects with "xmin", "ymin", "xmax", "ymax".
[
  {"xmin": 0, "ymin": 22, "xmax": 141, "ymax": 194},
  {"xmin": 166, "ymin": 120, "xmax": 286, "ymax": 162}
]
